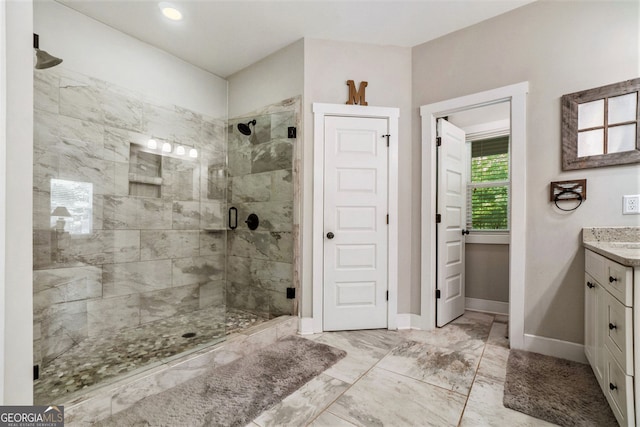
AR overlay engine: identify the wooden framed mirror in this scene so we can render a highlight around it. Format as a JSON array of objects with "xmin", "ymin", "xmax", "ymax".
[{"xmin": 561, "ymin": 78, "xmax": 640, "ymax": 170}]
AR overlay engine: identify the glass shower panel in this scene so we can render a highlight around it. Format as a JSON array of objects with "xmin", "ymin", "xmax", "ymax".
[
  {"xmin": 33, "ymin": 68, "xmax": 227, "ymax": 404},
  {"xmin": 226, "ymin": 106, "xmax": 297, "ymax": 321}
]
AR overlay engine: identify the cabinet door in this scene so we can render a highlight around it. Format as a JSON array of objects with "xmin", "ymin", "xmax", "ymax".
[
  {"xmin": 585, "ymin": 273, "xmax": 598, "ymax": 374},
  {"xmin": 595, "ymin": 282, "xmax": 607, "ymax": 390},
  {"xmin": 585, "ymin": 273, "xmax": 606, "ymax": 388},
  {"xmin": 604, "ymin": 290, "xmax": 634, "ymax": 375},
  {"xmin": 605, "ymin": 347, "xmax": 635, "ymax": 426}
]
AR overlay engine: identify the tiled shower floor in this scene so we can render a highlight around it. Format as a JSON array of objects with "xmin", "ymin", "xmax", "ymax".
[{"xmin": 34, "ymin": 308, "xmax": 268, "ymax": 404}]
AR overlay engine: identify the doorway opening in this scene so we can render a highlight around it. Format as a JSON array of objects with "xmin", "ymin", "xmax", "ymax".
[
  {"xmin": 420, "ymin": 82, "xmax": 528, "ymax": 350},
  {"xmin": 445, "ymin": 101, "xmax": 511, "ymax": 321}
]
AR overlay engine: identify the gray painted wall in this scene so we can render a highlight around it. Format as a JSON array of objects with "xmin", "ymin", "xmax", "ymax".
[
  {"xmin": 465, "ymin": 244, "xmax": 509, "ymax": 303},
  {"xmin": 227, "ymin": 39, "xmax": 304, "ymax": 118},
  {"xmin": 302, "ymin": 39, "xmax": 413, "ymax": 317},
  {"xmin": 412, "ymin": 0, "xmax": 640, "ymax": 343}
]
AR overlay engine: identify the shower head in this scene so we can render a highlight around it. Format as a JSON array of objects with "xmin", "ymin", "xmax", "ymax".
[
  {"xmin": 35, "ymin": 49, "xmax": 63, "ymax": 70},
  {"xmin": 33, "ymin": 34, "xmax": 63, "ymax": 70},
  {"xmin": 237, "ymin": 120, "xmax": 256, "ymax": 136}
]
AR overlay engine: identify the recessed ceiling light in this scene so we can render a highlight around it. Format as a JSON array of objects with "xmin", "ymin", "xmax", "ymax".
[{"xmin": 159, "ymin": 2, "xmax": 182, "ymax": 21}]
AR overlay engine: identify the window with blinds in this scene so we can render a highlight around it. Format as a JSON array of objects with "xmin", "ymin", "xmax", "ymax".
[{"xmin": 467, "ymin": 136, "xmax": 510, "ymax": 231}]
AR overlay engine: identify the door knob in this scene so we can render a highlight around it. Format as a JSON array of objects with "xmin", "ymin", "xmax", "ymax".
[{"xmin": 326, "ymin": 232, "xmax": 335, "ymax": 239}]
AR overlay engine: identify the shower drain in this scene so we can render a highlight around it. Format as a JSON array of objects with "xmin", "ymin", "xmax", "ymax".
[{"xmin": 182, "ymin": 332, "xmax": 196, "ymax": 338}]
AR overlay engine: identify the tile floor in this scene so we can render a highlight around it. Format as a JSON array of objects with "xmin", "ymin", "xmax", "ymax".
[{"xmin": 248, "ymin": 311, "xmax": 557, "ymax": 426}]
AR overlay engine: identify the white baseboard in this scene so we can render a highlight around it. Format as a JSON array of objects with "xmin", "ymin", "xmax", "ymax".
[
  {"xmin": 465, "ymin": 297, "xmax": 509, "ymax": 315},
  {"xmin": 396, "ymin": 313, "xmax": 422, "ymax": 330},
  {"xmin": 523, "ymin": 333, "xmax": 586, "ymax": 363},
  {"xmin": 298, "ymin": 317, "xmax": 315, "ymax": 335}
]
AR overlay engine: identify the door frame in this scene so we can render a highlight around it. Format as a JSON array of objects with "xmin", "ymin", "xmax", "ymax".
[
  {"xmin": 312, "ymin": 103, "xmax": 399, "ymax": 333},
  {"xmin": 420, "ymin": 82, "xmax": 529, "ymax": 350}
]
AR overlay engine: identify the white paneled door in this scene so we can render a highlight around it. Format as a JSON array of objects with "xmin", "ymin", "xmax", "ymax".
[
  {"xmin": 323, "ymin": 116, "xmax": 388, "ymax": 331},
  {"xmin": 436, "ymin": 119, "xmax": 467, "ymax": 327}
]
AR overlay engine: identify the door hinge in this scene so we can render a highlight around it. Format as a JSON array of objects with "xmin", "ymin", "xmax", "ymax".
[
  {"xmin": 386, "ymin": 290, "xmax": 389, "ymax": 301},
  {"xmin": 286, "ymin": 287, "xmax": 295, "ymax": 299},
  {"xmin": 34, "ymin": 364, "xmax": 40, "ymax": 380},
  {"xmin": 382, "ymin": 134, "xmax": 390, "ymax": 147},
  {"xmin": 435, "ymin": 289, "xmax": 441, "ymax": 299},
  {"xmin": 436, "ymin": 137, "xmax": 442, "ymax": 147},
  {"xmin": 436, "ymin": 213, "xmax": 441, "ymax": 223},
  {"xmin": 386, "ymin": 214, "xmax": 389, "ymax": 225}
]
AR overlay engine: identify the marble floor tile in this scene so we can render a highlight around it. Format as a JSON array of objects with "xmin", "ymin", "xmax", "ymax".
[
  {"xmin": 313, "ymin": 330, "xmax": 404, "ymax": 384},
  {"xmin": 455, "ymin": 310, "xmax": 496, "ymax": 324},
  {"xmin": 328, "ymin": 367, "xmax": 467, "ymax": 427},
  {"xmin": 377, "ymin": 339, "xmax": 481, "ymax": 394},
  {"xmin": 487, "ymin": 320, "xmax": 509, "ymax": 348},
  {"xmin": 310, "ymin": 411, "xmax": 357, "ymax": 427},
  {"xmin": 476, "ymin": 343, "xmax": 510, "ymax": 382},
  {"xmin": 494, "ymin": 314, "xmax": 509, "ymax": 323},
  {"xmin": 253, "ymin": 373, "xmax": 349, "ymax": 427},
  {"xmin": 400, "ymin": 322, "xmax": 487, "ymax": 355}
]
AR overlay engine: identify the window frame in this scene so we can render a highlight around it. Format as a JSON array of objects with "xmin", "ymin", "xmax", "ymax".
[
  {"xmin": 465, "ymin": 122, "xmax": 511, "ymax": 242},
  {"xmin": 561, "ymin": 78, "xmax": 640, "ymax": 170}
]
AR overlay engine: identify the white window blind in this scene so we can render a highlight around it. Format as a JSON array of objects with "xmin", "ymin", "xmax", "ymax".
[{"xmin": 466, "ymin": 136, "xmax": 510, "ymax": 231}]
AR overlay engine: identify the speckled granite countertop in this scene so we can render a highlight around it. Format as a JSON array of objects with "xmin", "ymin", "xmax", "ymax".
[{"xmin": 583, "ymin": 227, "xmax": 640, "ymax": 267}]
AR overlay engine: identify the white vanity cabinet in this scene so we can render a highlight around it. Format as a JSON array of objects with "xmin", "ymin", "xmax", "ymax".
[{"xmin": 585, "ymin": 248, "xmax": 636, "ymax": 426}]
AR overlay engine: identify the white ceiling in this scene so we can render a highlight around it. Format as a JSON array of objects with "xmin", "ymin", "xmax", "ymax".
[{"xmin": 57, "ymin": 0, "xmax": 535, "ymax": 78}]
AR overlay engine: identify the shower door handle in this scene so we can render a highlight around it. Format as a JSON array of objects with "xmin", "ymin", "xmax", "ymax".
[{"xmin": 229, "ymin": 207, "xmax": 238, "ymax": 230}]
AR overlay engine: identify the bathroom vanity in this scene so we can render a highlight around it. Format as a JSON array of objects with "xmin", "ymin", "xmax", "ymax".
[{"xmin": 583, "ymin": 227, "xmax": 640, "ymax": 427}]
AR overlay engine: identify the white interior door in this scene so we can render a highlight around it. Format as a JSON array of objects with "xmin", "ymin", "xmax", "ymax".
[
  {"xmin": 323, "ymin": 116, "xmax": 388, "ymax": 331},
  {"xmin": 437, "ymin": 119, "xmax": 467, "ymax": 327}
]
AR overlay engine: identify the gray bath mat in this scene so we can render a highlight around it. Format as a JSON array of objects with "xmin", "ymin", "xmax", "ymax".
[
  {"xmin": 503, "ymin": 350, "xmax": 617, "ymax": 426},
  {"xmin": 95, "ymin": 336, "xmax": 346, "ymax": 427}
]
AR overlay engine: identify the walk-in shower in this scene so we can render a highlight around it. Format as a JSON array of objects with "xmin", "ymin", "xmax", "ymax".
[{"xmin": 32, "ymin": 64, "xmax": 297, "ymax": 404}]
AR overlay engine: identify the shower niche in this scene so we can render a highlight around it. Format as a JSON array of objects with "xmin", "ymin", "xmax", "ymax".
[{"xmin": 128, "ymin": 145, "xmax": 162, "ymax": 198}]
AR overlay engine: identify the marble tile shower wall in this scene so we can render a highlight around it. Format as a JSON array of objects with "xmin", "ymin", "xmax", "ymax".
[
  {"xmin": 32, "ymin": 68, "xmax": 227, "ymax": 368},
  {"xmin": 227, "ymin": 110, "xmax": 295, "ymax": 318}
]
